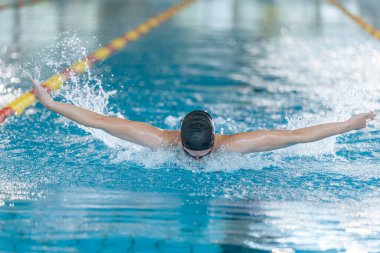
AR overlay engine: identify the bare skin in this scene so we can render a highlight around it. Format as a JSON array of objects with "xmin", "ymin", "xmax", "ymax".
[{"xmin": 33, "ymin": 80, "xmax": 376, "ymax": 157}]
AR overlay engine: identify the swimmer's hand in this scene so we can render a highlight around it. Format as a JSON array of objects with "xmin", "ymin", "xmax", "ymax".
[
  {"xmin": 345, "ymin": 112, "xmax": 376, "ymax": 130},
  {"xmin": 32, "ymin": 79, "xmax": 54, "ymax": 109}
]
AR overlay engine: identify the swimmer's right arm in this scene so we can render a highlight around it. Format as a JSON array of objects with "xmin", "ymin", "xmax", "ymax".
[
  {"xmin": 220, "ymin": 112, "xmax": 376, "ymax": 153},
  {"xmin": 33, "ymin": 80, "xmax": 178, "ymax": 149}
]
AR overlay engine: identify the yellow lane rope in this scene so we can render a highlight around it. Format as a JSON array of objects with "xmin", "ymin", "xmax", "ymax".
[
  {"xmin": 328, "ymin": 0, "xmax": 380, "ymax": 40},
  {"xmin": 0, "ymin": 0, "xmax": 47, "ymax": 11},
  {"xmin": 0, "ymin": 0, "xmax": 196, "ymax": 124}
]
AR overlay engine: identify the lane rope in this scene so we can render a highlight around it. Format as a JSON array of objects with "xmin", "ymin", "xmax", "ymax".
[
  {"xmin": 0, "ymin": 0, "xmax": 47, "ymax": 11},
  {"xmin": 328, "ymin": 0, "xmax": 380, "ymax": 40},
  {"xmin": 0, "ymin": 0, "xmax": 196, "ymax": 124}
]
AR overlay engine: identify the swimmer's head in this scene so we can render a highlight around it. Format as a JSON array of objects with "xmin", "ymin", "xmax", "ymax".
[{"xmin": 180, "ymin": 110, "xmax": 215, "ymax": 159}]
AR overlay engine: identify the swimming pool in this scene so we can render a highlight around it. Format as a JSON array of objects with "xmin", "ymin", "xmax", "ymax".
[{"xmin": 1, "ymin": 0, "xmax": 380, "ymax": 252}]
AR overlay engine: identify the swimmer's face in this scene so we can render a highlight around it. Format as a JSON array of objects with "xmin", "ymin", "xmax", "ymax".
[
  {"xmin": 180, "ymin": 110, "xmax": 215, "ymax": 159},
  {"xmin": 182, "ymin": 146, "xmax": 213, "ymax": 160}
]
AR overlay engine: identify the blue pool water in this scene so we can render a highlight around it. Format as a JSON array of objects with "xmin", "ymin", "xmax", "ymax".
[{"xmin": 1, "ymin": 0, "xmax": 380, "ymax": 252}]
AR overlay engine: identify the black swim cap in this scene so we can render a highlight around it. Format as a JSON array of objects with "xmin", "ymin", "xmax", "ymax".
[{"xmin": 180, "ymin": 110, "xmax": 215, "ymax": 151}]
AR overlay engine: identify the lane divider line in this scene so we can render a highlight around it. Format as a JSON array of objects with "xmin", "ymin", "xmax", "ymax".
[
  {"xmin": 0, "ymin": 0, "xmax": 47, "ymax": 11},
  {"xmin": 328, "ymin": 0, "xmax": 380, "ymax": 40},
  {"xmin": 0, "ymin": 0, "xmax": 196, "ymax": 124}
]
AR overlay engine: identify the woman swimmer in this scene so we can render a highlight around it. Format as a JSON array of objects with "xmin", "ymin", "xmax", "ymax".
[{"xmin": 33, "ymin": 80, "xmax": 376, "ymax": 160}]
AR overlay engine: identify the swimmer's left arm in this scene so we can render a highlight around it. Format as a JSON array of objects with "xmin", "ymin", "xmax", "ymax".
[
  {"xmin": 221, "ymin": 112, "xmax": 376, "ymax": 153},
  {"xmin": 33, "ymin": 80, "xmax": 178, "ymax": 149}
]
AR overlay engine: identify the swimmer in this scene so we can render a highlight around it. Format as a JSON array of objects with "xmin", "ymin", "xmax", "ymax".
[{"xmin": 33, "ymin": 80, "xmax": 376, "ymax": 160}]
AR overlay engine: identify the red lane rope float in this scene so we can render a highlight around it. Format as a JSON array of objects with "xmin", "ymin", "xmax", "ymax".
[
  {"xmin": 0, "ymin": 0, "xmax": 47, "ymax": 11},
  {"xmin": 0, "ymin": 0, "xmax": 196, "ymax": 124},
  {"xmin": 328, "ymin": 0, "xmax": 380, "ymax": 40}
]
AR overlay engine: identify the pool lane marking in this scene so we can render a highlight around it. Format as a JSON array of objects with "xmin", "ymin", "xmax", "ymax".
[
  {"xmin": 0, "ymin": 0, "xmax": 47, "ymax": 11},
  {"xmin": 328, "ymin": 0, "xmax": 380, "ymax": 40},
  {"xmin": 0, "ymin": 0, "xmax": 196, "ymax": 124}
]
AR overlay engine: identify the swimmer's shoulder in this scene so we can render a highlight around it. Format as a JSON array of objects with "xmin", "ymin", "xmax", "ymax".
[
  {"xmin": 162, "ymin": 130, "xmax": 181, "ymax": 146},
  {"xmin": 213, "ymin": 134, "xmax": 229, "ymax": 151}
]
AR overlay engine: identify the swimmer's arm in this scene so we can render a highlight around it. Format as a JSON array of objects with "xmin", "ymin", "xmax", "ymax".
[
  {"xmin": 221, "ymin": 112, "xmax": 376, "ymax": 153},
  {"xmin": 33, "ymin": 80, "xmax": 177, "ymax": 149}
]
